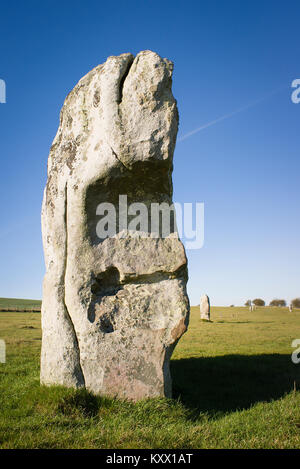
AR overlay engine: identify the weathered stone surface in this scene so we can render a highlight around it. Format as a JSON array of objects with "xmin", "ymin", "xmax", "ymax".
[
  {"xmin": 200, "ymin": 294, "xmax": 210, "ymax": 320},
  {"xmin": 41, "ymin": 51, "xmax": 189, "ymax": 400}
]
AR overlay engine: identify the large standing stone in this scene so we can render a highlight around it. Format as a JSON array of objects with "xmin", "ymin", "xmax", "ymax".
[
  {"xmin": 200, "ymin": 294, "xmax": 210, "ymax": 320},
  {"xmin": 41, "ymin": 51, "xmax": 190, "ymax": 400}
]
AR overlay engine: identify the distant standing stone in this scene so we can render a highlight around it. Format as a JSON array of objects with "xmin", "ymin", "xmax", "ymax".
[{"xmin": 200, "ymin": 294, "xmax": 210, "ymax": 320}]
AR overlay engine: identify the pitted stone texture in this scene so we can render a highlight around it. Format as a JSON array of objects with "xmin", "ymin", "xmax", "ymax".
[
  {"xmin": 200, "ymin": 294, "xmax": 210, "ymax": 321},
  {"xmin": 41, "ymin": 51, "xmax": 189, "ymax": 400}
]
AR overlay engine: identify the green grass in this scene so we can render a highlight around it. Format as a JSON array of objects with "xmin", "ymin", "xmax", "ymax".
[
  {"xmin": 0, "ymin": 297, "xmax": 41, "ymax": 312},
  {"xmin": 0, "ymin": 305, "xmax": 300, "ymax": 448}
]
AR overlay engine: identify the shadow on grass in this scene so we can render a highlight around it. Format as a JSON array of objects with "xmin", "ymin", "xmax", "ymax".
[
  {"xmin": 57, "ymin": 389, "xmax": 100, "ymax": 417},
  {"xmin": 171, "ymin": 354, "xmax": 300, "ymax": 417}
]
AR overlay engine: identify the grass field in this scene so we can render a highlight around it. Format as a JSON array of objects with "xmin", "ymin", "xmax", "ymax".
[
  {"xmin": 0, "ymin": 297, "xmax": 41, "ymax": 312},
  {"xmin": 0, "ymin": 301, "xmax": 300, "ymax": 449}
]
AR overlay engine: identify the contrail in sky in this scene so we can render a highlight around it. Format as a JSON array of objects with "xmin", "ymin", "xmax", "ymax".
[{"xmin": 178, "ymin": 85, "xmax": 287, "ymax": 142}]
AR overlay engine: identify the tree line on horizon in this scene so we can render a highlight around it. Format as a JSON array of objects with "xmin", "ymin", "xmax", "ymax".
[{"xmin": 244, "ymin": 298, "xmax": 300, "ymax": 308}]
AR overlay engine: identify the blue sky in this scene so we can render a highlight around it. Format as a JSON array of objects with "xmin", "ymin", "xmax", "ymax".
[{"xmin": 0, "ymin": 0, "xmax": 299, "ymax": 306}]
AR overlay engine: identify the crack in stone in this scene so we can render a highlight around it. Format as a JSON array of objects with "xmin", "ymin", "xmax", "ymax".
[
  {"xmin": 121, "ymin": 265, "xmax": 187, "ymax": 285},
  {"xmin": 63, "ymin": 182, "xmax": 85, "ymax": 387},
  {"xmin": 117, "ymin": 55, "xmax": 134, "ymax": 105},
  {"xmin": 110, "ymin": 145, "xmax": 130, "ymax": 171}
]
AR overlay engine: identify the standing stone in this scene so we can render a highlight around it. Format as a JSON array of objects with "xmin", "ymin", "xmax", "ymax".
[
  {"xmin": 41, "ymin": 51, "xmax": 190, "ymax": 400},
  {"xmin": 200, "ymin": 294, "xmax": 210, "ymax": 320}
]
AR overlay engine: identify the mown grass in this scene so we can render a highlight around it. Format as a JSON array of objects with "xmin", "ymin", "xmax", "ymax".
[{"xmin": 0, "ymin": 304, "xmax": 299, "ymax": 448}]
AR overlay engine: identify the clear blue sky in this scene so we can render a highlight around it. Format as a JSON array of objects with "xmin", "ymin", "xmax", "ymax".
[{"xmin": 0, "ymin": 0, "xmax": 299, "ymax": 306}]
